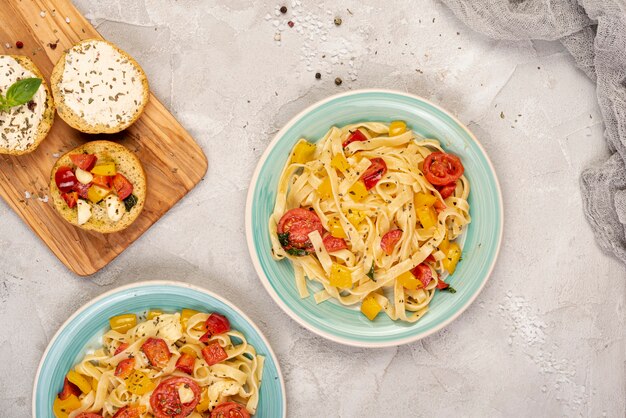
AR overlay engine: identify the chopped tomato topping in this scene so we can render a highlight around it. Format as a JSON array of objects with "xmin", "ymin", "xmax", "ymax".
[
  {"xmin": 277, "ymin": 207, "xmax": 323, "ymax": 253},
  {"xmin": 411, "ymin": 263, "xmax": 433, "ymax": 288},
  {"xmin": 361, "ymin": 158, "xmax": 387, "ymax": 190},
  {"xmin": 175, "ymin": 353, "xmax": 195, "ymax": 375},
  {"xmin": 342, "ymin": 129, "xmax": 367, "ymax": 148},
  {"xmin": 115, "ymin": 358, "xmax": 135, "ymax": 379},
  {"xmin": 92, "ymin": 174, "xmax": 112, "ymax": 190},
  {"xmin": 322, "ymin": 233, "xmax": 348, "ymax": 252},
  {"xmin": 423, "ymin": 152, "xmax": 464, "ymax": 186},
  {"xmin": 210, "ymin": 402, "xmax": 251, "ymax": 418},
  {"xmin": 61, "ymin": 191, "xmax": 78, "ymax": 208},
  {"xmin": 70, "ymin": 153, "xmax": 97, "ymax": 171},
  {"xmin": 201, "ymin": 341, "xmax": 228, "ymax": 366},
  {"xmin": 205, "ymin": 313, "xmax": 230, "ymax": 336},
  {"xmin": 436, "ymin": 278, "xmax": 450, "ymax": 290},
  {"xmin": 58, "ymin": 377, "xmax": 81, "ymax": 400},
  {"xmin": 112, "ymin": 405, "xmax": 145, "ymax": 418},
  {"xmin": 141, "ymin": 338, "xmax": 171, "ymax": 368},
  {"xmin": 73, "ymin": 182, "xmax": 90, "ymax": 199},
  {"xmin": 433, "ymin": 199, "xmax": 446, "ymax": 213},
  {"xmin": 437, "ymin": 182, "xmax": 456, "ymax": 199},
  {"xmin": 112, "ymin": 173, "xmax": 133, "ymax": 200},
  {"xmin": 114, "ymin": 343, "xmax": 129, "ymax": 355},
  {"xmin": 55, "ymin": 166, "xmax": 78, "ymax": 193},
  {"xmin": 380, "ymin": 229, "xmax": 402, "ymax": 255}
]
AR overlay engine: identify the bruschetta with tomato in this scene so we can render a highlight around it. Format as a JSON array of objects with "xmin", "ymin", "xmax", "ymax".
[{"xmin": 49, "ymin": 140, "xmax": 146, "ymax": 233}]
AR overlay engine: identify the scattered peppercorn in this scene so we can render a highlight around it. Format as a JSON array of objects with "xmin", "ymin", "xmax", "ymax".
[
  {"xmin": 334, "ymin": 17, "xmax": 342, "ymax": 26},
  {"xmin": 280, "ymin": 6, "xmax": 287, "ymax": 13},
  {"xmin": 16, "ymin": 41, "xmax": 23, "ymax": 49},
  {"xmin": 315, "ymin": 72, "xmax": 321, "ymax": 79},
  {"xmin": 288, "ymin": 20, "xmax": 294, "ymax": 28},
  {"xmin": 335, "ymin": 77, "xmax": 342, "ymax": 86},
  {"xmin": 49, "ymin": 42, "xmax": 57, "ymax": 50}
]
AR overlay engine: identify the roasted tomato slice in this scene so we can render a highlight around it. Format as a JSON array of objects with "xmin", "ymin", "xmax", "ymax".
[
  {"xmin": 437, "ymin": 182, "xmax": 456, "ymax": 199},
  {"xmin": 59, "ymin": 377, "xmax": 81, "ymax": 400},
  {"xmin": 201, "ymin": 341, "xmax": 228, "ymax": 366},
  {"xmin": 61, "ymin": 191, "xmax": 78, "ymax": 209},
  {"xmin": 112, "ymin": 173, "xmax": 133, "ymax": 200},
  {"xmin": 277, "ymin": 208, "xmax": 323, "ymax": 252},
  {"xmin": 380, "ymin": 229, "xmax": 402, "ymax": 255},
  {"xmin": 70, "ymin": 153, "xmax": 98, "ymax": 171},
  {"xmin": 361, "ymin": 158, "xmax": 387, "ymax": 190},
  {"xmin": 175, "ymin": 353, "xmax": 195, "ymax": 375},
  {"xmin": 210, "ymin": 402, "xmax": 251, "ymax": 418},
  {"xmin": 150, "ymin": 377, "xmax": 201, "ymax": 418},
  {"xmin": 423, "ymin": 152, "xmax": 464, "ymax": 186},
  {"xmin": 322, "ymin": 233, "xmax": 348, "ymax": 252},
  {"xmin": 114, "ymin": 342, "xmax": 129, "ymax": 356},
  {"xmin": 141, "ymin": 338, "xmax": 171, "ymax": 368},
  {"xmin": 92, "ymin": 174, "xmax": 112, "ymax": 190},
  {"xmin": 114, "ymin": 358, "xmax": 135, "ymax": 379},
  {"xmin": 55, "ymin": 166, "xmax": 78, "ymax": 193},
  {"xmin": 342, "ymin": 129, "xmax": 367, "ymax": 148},
  {"xmin": 411, "ymin": 263, "xmax": 433, "ymax": 288},
  {"xmin": 112, "ymin": 405, "xmax": 145, "ymax": 418},
  {"xmin": 75, "ymin": 413, "xmax": 104, "ymax": 418}
]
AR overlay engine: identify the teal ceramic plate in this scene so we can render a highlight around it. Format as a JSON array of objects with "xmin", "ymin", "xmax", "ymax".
[
  {"xmin": 33, "ymin": 281, "xmax": 286, "ymax": 417},
  {"xmin": 246, "ymin": 89, "xmax": 503, "ymax": 347}
]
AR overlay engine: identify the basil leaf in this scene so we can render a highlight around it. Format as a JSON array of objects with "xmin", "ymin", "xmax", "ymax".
[
  {"xmin": 286, "ymin": 248, "xmax": 309, "ymax": 256},
  {"xmin": 278, "ymin": 232, "xmax": 290, "ymax": 247},
  {"xmin": 366, "ymin": 262, "xmax": 375, "ymax": 280},
  {"xmin": 4, "ymin": 78, "xmax": 42, "ymax": 109},
  {"xmin": 443, "ymin": 286, "xmax": 457, "ymax": 294},
  {"xmin": 123, "ymin": 194, "xmax": 138, "ymax": 211}
]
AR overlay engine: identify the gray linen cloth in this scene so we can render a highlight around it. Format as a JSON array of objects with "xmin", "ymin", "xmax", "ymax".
[{"xmin": 440, "ymin": 0, "xmax": 626, "ymax": 264}]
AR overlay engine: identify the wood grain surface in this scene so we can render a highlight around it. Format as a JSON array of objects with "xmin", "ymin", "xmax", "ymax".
[{"xmin": 0, "ymin": 0, "xmax": 208, "ymax": 275}]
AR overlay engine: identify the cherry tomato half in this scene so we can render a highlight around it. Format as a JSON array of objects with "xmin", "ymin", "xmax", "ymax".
[
  {"xmin": 322, "ymin": 234, "xmax": 348, "ymax": 252},
  {"xmin": 380, "ymin": 229, "xmax": 402, "ymax": 255},
  {"xmin": 342, "ymin": 129, "xmax": 367, "ymax": 148},
  {"xmin": 69, "ymin": 153, "xmax": 97, "ymax": 171},
  {"xmin": 210, "ymin": 402, "xmax": 251, "ymax": 418},
  {"xmin": 437, "ymin": 182, "xmax": 456, "ymax": 199},
  {"xmin": 114, "ymin": 358, "xmax": 135, "ymax": 379},
  {"xmin": 150, "ymin": 377, "xmax": 200, "ymax": 418},
  {"xmin": 55, "ymin": 166, "xmax": 78, "ymax": 193},
  {"xmin": 410, "ymin": 263, "xmax": 433, "ymax": 288},
  {"xmin": 422, "ymin": 152, "xmax": 464, "ymax": 186},
  {"xmin": 361, "ymin": 158, "xmax": 387, "ymax": 190},
  {"xmin": 277, "ymin": 208, "xmax": 323, "ymax": 251},
  {"xmin": 112, "ymin": 406, "xmax": 144, "ymax": 418}
]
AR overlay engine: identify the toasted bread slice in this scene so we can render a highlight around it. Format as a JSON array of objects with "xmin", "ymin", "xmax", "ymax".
[
  {"xmin": 0, "ymin": 55, "xmax": 55, "ymax": 155},
  {"xmin": 50, "ymin": 39, "xmax": 149, "ymax": 134},
  {"xmin": 50, "ymin": 140, "xmax": 147, "ymax": 233}
]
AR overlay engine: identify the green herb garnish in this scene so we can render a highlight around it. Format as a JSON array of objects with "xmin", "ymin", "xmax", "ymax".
[
  {"xmin": 0, "ymin": 78, "xmax": 42, "ymax": 112},
  {"xmin": 443, "ymin": 286, "xmax": 457, "ymax": 294},
  {"xmin": 286, "ymin": 248, "xmax": 309, "ymax": 256},
  {"xmin": 278, "ymin": 232, "xmax": 290, "ymax": 247},
  {"xmin": 123, "ymin": 194, "xmax": 138, "ymax": 211},
  {"xmin": 366, "ymin": 262, "xmax": 375, "ymax": 280}
]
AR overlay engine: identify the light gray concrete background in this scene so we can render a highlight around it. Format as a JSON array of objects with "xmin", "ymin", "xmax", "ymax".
[{"xmin": 1, "ymin": 1, "xmax": 624, "ymax": 417}]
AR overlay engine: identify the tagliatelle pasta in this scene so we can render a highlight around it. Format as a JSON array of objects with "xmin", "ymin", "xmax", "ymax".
[
  {"xmin": 269, "ymin": 121, "xmax": 471, "ymax": 323},
  {"xmin": 53, "ymin": 310, "xmax": 263, "ymax": 418}
]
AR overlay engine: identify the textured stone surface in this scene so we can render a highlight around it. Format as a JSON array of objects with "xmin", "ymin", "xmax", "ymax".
[{"xmin": 1, "ymin": 1, "xmax": 624, "ymax": 417}]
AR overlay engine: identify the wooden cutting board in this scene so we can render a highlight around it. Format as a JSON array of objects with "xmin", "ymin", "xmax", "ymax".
[{"xmin": 0, "ymin": 0, "xmax": 208, "ymax": 276}]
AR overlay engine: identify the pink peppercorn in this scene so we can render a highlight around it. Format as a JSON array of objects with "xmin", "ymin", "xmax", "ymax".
[
  {"xmin": 16, "ymin": 41, "xmax": 24, "ymax": 49},
  {"xmin": 288, "ymin": 21, "xmax": 294, "ymax": 28}
]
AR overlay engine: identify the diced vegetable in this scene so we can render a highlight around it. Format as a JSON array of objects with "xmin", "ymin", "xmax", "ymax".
[
  {"xmin": 180, "ymin": 308, "xmax": 200, "ymax": 331},
  {"xmin": 380, "ymin": 229, "xmax": 402, "ymax": 255},
  {"xmin": 348, "ymin": 180, "xmax": 368, "ymax": 202},
  {"xmin": 316, "ymin": 177, "xmax": 333, "ymax": 200},
  {"xmin": 414, "ymin": 192, "xmax": 437, "ymax": 208},
  {"xmin": 175, "ymin": 353, "xmax": 196, "ymax": 374},
  {"xmin": 342, "ymin": 129, "xmax": 368, "ymax": 148},
  {"xmin": 109, "ymin": 314, "xmax": 137, "ymax": 334},
  {"xmin": 86, "ymin": 184, "xmax": 110, "ymax": 203},
  {"xmin": 397, "ymin": 271, "xmax": 420, "ymax": 290},
  {"xmin": 411, "ymin": 264, "xmax": 433, "ymax": 288},
  {"xmin": 91, "ymin": 174, "xmax": 112, "ymax": 189},
  {"xmin": 361, "ymin": 158, "xmax": 387, "ymax": 190},
  {"xmin": 416, "ymin": 205, "xmax": 437, "ymax": 229},
  {"xmin": 345, "ymin": 209, "xmax": 366, "ymax": 226},
  {"xmin": 124, "ymin": 370, "xmax": 155, "ymax": 395},
  {"xmin": 59, "ymin": 377, "xmax": 80, "ymax": 400},
  {"xmin": 389, "ymin": 120, "xmax": 407, "ymax": 136},
  {"xmin": 115, "ymin": 358, "xmax": 135, "ymax": 379},
  {"xmin": 123, "ymin": 194, "xmax": 138, "ymax": 211},
  {"xmin": 439, "ymin": 236, "xmax": 450, "ymax": 252},
  {"xmin": 291, "ymin": 140, "xmax": 316, "ymax": 164},
  {"xmin": 114, "ymin": 343, "xmax": 129, "ymax": 356},
  {"xmin": 90, "ymin": 162, "xmax": 116, "ymax": 176},
  {"xmin": 141, "ymin": 338, "xmax": 171, "ymax": 368},
  {"xmin": 201, "ymin": 341, "xmax": 228, "ymax": 366},
  {"xmin": 76, "ymin": 199, "xmax": 92, "ymax": 225},
  {"xmin": 61, "ymin": 192, "xmax": 78, "ymax": 209},
  {"xmin": 66, "ymin": 370, "xmax": 92, "ymax": 394},
  {"xmin": 322, "ymin": 234, "xmax": 348, "ymax": 252},
  {"xmin": 75, "ymin": 168, "xmax": 93, "ymax": 185},
  {"xmin": 196, "ymin": 392, "xmax": 210, "ymax": 413},
  {"xmin": 328, "ymin": 217, "xmax": 346, "ymax": 238},
  {"xmin": 70, "ymin": 153, "xmax": 97, "ymax": 171},
  {"xmin": 329, "ymin": 263, "xmax": 352, "ymax": 288},
  {"xmin": 112, "ymin": 173, "xmax": 133, "ymax": 200},
  {"xmin": 442, "ymin": 242, "xmax": 462, "ymax": 274},
  {"xmin": 361, "ymin": 295, "xmax": 382, "ymax": 321},
  {"xmin": 146, "ymin": 310, "xmax": 163, "ymax": 320},
  {"xmin": 204, "ymin": 313, "xmax": 230, "ymax": 336},
  {"xmin": 331, "ymin": 153, "xmax": 349, "ymax": 172},
  {"xmin": 112, "ymin": 405, "xmax": 145, "ymax": 418},
  {"xmin": 55, "ymin": 167, "xmax": 78, "ymax": 193},
  {"xmin": 105, "ymin": 194, "xmax": 125, "ymax": 222},
  {"xmin": 53, "ymin": 394, "xmax": 81, "ymax": 418}
]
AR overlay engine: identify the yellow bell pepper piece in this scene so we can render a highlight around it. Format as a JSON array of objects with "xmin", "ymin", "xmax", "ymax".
[
  {"xmin": 125, "ymin": 370, "xmax": 155, "ymax": 395},
  {"xmin": 439, "ymin": 236, "xmax": 450, "ymax": 252},
  {"xmin": 389, "ymin": 120, "xmax": 407, "ymax": 136},
  {"xmin": 414, "ymin": 192, "xmax": 437, "ymax": 208},
  {"xmin": 329, "ymin": 263, "xmax": 352, "ymax": 289},
  {"xmin": 442, "ymin": 242, "xmax": 462, "ymax": 274},
  {"xmin": 180, "ymin": 346, "xmax": 198, "ymax": 357},
  {"xmin": 181, "ymin": 309, "xmax": 205, "ymax": 331},
  {"xmin": 147, "ymin": 310, "xmax": 163, "ymax": 320},
  {"xmin": 328, "ymin": 217, "xmax": 347, "ymax": 238},
  {"xmin": 331, "ymin": 153, "xmax": 350, "ymax": 173},
  {"xmin": 53, "ymin": 394, "xmax": 81, "ymax": 418},
  {"xmin": 86, "ymin": 184, "xmax": 110, "ymax": 203},
  {"xmin": 66, "ymin": 370, "xmax": 92, "ymax": 394},
  {"xmin": 291, "ymin": 140, "xmax": 316, "ymax": 164},
  {"xmin": 416, "ymin": 205, "xmax": 438, "ymax": 229},
  {"xmin": 360, "ymin": 295, "xmax": 382, "ymax": 321},
  {"xmin": 397, "ymin": 271, "xmax": 421, "ymax": 290},
  {"xmin": 348, "ymin": 180, "xmax": 368, "ymax": 202},
  {"xmin": 109, "ymin": 314, "xmax": 137, "ymax": 334},
  {"xmin": 90, "ymin": 162, "xmax": 116, "ymax": 176},
  {"xmin": 196, "ymin": 390, "xmax": 211, "ymax": 413},
  {"xmin": 345, "ymin": 209, "xmax": 366, "ymax": 226},
  {"xmin": 316, "ymin": 177, "xmax": 333, "ymax": 200}
]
